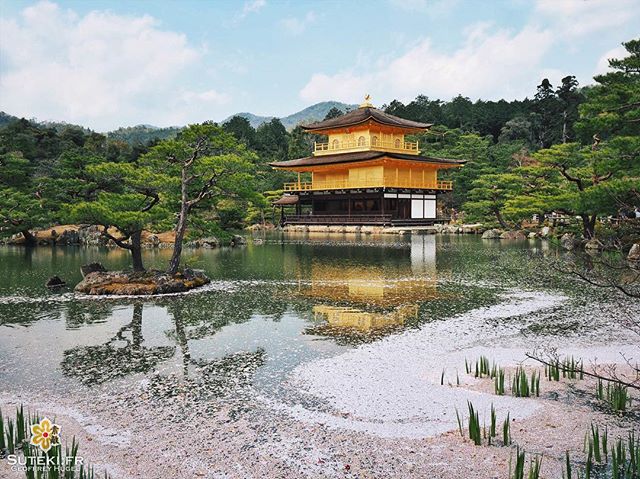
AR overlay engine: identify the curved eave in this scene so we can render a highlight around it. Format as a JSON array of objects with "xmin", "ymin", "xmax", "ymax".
[
  {"xmin": 270, "ymin": 151, "xmax": 466, "ymax": 170},
  {"xmin": 300, "ymin": 107, "xmax": 432, "ymax": 133},
  {"xmin": 301, "ymin": 121, "xmax": 432, "ymax": 134}
]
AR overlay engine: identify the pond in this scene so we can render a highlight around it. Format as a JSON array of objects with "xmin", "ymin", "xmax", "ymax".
[
  {"xmin": 0, "ymin": 233, "xmax": 637, "ymax": 477},
  {"xmin": 0, "ymin": 235, "xmax": 549, "ymax": 391}
]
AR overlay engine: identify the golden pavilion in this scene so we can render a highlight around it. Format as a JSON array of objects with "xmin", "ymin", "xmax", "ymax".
[{"xmin": 270, "ymin": 96, "xmax": 464, "ymax": 226}]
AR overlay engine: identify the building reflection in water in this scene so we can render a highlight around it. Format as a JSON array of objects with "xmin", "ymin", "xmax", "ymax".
[{"xmin": 303, "ymin": 235, "xmax": 439, "ymax": 341}]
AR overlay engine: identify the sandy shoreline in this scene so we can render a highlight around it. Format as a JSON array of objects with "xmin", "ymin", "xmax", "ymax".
[{"xmin": 1, "ymin": 288, "xmax": 638, "ymax": 478}]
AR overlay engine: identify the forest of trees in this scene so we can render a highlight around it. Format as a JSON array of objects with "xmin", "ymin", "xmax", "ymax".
[{"xmin": 1, "ymin": 38, "xmax": 638, "ymax": 268}]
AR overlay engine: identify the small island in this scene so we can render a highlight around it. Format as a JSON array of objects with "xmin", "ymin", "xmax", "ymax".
[{"xmin": 75, "ymin": 268, "xmax": 210, "ymax": 295}]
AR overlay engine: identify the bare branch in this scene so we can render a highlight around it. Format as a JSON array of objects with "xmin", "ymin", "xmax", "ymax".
[
  {"xmin": 558, "ymin": 165, "xmax": 584, "ymax": 190},
  {"xmin": 525, "ymin": 352, "xmax": 640, "ymax": 391},
  {"xmin": 100, "ymin": 225, "xmax": 132, "ymax": 250}
]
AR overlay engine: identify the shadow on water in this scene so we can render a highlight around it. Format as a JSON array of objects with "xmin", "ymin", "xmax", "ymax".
[
  {"xmin": 61, "ymin": 303, "xmax": 175, "ymax": 384},
  {"xmin": 140, "ymin": 302, "xmax": 267, "ymax": 404}
]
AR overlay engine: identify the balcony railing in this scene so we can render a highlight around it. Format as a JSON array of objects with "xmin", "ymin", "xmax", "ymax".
[
  {"xmin": 314, "ymin": 139, "xmax": 418, "ymax": 155},
  {"xmin": 283, "ymin": 179, "xmax": 453, "ymax": 192}
]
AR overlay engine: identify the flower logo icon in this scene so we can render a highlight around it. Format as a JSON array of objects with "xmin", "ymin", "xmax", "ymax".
[{"xmin": 30, "ymin": 418, "xmax": 61, "ymax": 452}]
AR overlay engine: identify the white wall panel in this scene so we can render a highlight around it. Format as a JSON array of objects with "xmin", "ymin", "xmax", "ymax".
[{"xmin": 411, "ymin": 199, "xmax": 424, "ymax": 218}]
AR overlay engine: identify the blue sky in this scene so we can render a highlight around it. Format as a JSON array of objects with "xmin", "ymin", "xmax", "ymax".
[{"xmin": 0, "ymin": 0, "xmax": 637, "ymax": 131}]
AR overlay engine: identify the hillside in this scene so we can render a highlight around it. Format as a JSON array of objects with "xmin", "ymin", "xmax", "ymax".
[
  {"xmin": 0, "ymin": 112, "xmax": 19, "ymax": 128},
  {"xmin": 224, "ymin": 101, "xmax": 356, "ymax": 130},
  {"xmin": 279, "ymin": 101, "xmax": 356, "ymax": 129},
  {"xmin": 0, "ymin": 101, "xmax": 357, "ymax": 145}
]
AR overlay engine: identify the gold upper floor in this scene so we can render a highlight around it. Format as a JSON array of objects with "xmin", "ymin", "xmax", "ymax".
[
  {"xmin": 283, "ymin": 159, "xmax": 454, "ymax": 192},
  {"xmin": 315, "ymin": 128, "xmax": 419, "ymax": 156}
]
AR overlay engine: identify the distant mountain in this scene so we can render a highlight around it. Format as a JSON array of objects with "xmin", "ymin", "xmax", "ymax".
[
  {"xmin": 0, "ymin": 111, "xmax": 91, "ymax": 133},
  {"xmin": 224, "ymin": 101, "xmax": 357, "ymax": 130},
  {"xmin": 0, "ymin": 112, "xmax": 19, "ymax": 127},
  {"xmin": 223, "ymin": 112, "xmax": 275, "ymax": 129},
  {"xmin": 0, "ymin": 101, "xmax": 359, "ymax": 144},
  {"xmin": 281, "ymin": 101, "xmax": 357, "ymax": 129}
]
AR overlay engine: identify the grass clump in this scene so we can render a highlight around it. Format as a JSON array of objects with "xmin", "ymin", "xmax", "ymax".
[
  {"xmin": 503, "ymin": 412, "xmax": 511, "ymax": 446},
  {"xmin": 495, "ymin": 367, "xmax": 506, "ymax": 395},
  {"xmin": 511, "ymin": 367, "xmax": 540, "ymax": 397},
  {"xmin": 574, "ymin": 425, "xmax": 639, "ymax": 479},
  {"xmin": 545, "ymin": 356, "xmax": 584, "ymax": 381},
  {"xmin": 465, "ymin": 357, "xmax": 508, "ymax": 396},
  {"xmin": 454, "ymin": 402, "xmax": 509, "ymax": 447},
  {"xmin": 596, "ymin": 380, "xmax": 632, "ymax": 413},
  {"xmin": 0, "ymin": 405, "xmax": 109, "ymax": 479},
  {"xmin": 509, "ymin": 447, "xmax": 542, "ymax": 479},
  {"xmin": 467, "ymin": 401, "xmax": 482, "ymax": 445}
]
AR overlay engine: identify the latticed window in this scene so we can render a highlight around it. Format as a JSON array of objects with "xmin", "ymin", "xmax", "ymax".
[
  {"xmin": 394, "ymin": 138, "xmax": 401, "ymax": 148},
  {"xmin": 332, "ymin": 139, "xmax": 339, "ymax": 149},
  {"xmin": 371, "ymin": 135, "xmax": 379, "ymax": 146},
  {"xmin": 357, "ymin": 136, "xmax": 366, "ymax": 146}
]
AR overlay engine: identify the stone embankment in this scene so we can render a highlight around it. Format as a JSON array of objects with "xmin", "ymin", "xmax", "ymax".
[
  {"xmin": 281, "ymin": 223, "xmax": 640, "ymax": 257},
  {"xmin": 75, "ymin": 268, "xmax": 210, "ymax": 295},
  {"xmin": 1, "ymin": 224, "xmax": 247, "ymax": 249},
  {"xmin": 281, "ymin": 223, "xmax": 486, "ymax": 235}
]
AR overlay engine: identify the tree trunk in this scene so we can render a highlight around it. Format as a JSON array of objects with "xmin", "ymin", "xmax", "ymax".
[
  {"xmin": 581, "ymin": 214, "xmax": 597, "ymax": 239},
  {"xmin": 130, "ymin": 230, "xmax": 145, "ymax": 272},
  {"xmin": 168, "ymin": 206, "xmax": 188, "ymax": 275},
  {"xmin": 562, "ymin": 110, "xmax": 568, "ymax": 144},
  {"xmin": 168, "ymin": 167, "xmax": 189, "ymax": 276},
  {"xmin": 494, "ymin": 210, "xmax": 509, "ymax": 229},
  {"xmin": 21, "ymin": 229, "xmax": 36, "ymax": 246}
]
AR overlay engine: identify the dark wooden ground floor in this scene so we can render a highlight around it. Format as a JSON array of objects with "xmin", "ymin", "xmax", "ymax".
[{"xmin": 279, "ymin": 189, "xmax": 447, "ymax": 226}]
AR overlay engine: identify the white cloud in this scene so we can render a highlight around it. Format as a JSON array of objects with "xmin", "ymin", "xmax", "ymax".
[
  {"xmin": 300, "ymin": 24, "xmax": 554, "ymax": 104},
  {"xmin": 594, "ymin": 46, "xmax": 628, "ymax": 76},
  {"xmin": 280, "ymin": 11, "xmax": 316, "ymax": 35},
  {"xmin": 0, "ymin": 1, "xmax": 230, "ymax": 130},
  {"xmin": 534, "ymin": 0, "xmax": 639, "ymax": 38},
  {"xmin": 240, "ymin": 0, "xmax": 266, "ymax": 18}
]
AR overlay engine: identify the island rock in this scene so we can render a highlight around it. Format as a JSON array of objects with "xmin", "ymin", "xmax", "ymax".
[
  {"xmin": 230, "ymin": 235, "xmax": 247, "ymax": 246},
  {"xmin": 461, "ymin": 223, "xmax": 484, "ymax": 234},
  {"xmin": 560, "ymin": 233, "xmax": 577, "ymax": 251},
  {"xmin": 481, "ymin": 229, "xmax": 503, "ymax": 239},
  {"xmin": 201, "ymin": 237, "xmax": 221, "ymax": 248},
  {"xmin": 584, "ymin": 239, "xmax": 603, "ymax": 251},
  {"xmin": 627, "ymin": 243, "xmax": 640, "ymax": 263},
  {"xmin": 75, "ymin": 270, "xmax": 210, "ymax": 296},
  {"xmin": 46, "ymin": 276, "xmax": 66, "ymax": 288},
  {"xmin": 81, "ymin": 262, "xmax": 107, "ymax": 277},
  {"xmin": 500, "ymin": 230, "xmax": 527, "ymax": 240},
  {"xmin": 56, "ymin": 229, "xmax": 80, "ymax": 245}
]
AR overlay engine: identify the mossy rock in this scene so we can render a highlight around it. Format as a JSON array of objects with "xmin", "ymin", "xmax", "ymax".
[{"xmin": 75, "ymin": 270, "xmax": 210, "ymax": 295}]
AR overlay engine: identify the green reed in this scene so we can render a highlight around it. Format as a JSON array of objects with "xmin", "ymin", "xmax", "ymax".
[
  {"xmin": 467, "ymin": 401, "xmax": 482, "ymax": 445},
  {"xmin": 495, "ymin": 368, "xmax": 506, "ymax": 395},
  {"xmin": 512, "ymin": 367, "xmax": 539, "ymax": 397},
  {"xmin": 0, "ymin": 405, "xmax": 110, "ymax": 479},
  {"xmin": 503, "ymin": 412, "xmax": 511, "ymax": 446}
]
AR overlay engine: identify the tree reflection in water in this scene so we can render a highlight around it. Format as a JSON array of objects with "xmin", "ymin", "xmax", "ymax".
[
  {"xmin": 146, "ymin": 304, "xmax": 266, "ymax": 402},
  {"xmin": 61, "ymin": 303, "xmax": 175, "ymax": 384},
  {"xmin": 60, "ymin": 298, "xmax": 267, "ymax": 401}
]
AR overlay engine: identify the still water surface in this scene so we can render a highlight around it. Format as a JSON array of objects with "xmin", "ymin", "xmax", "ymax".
[{"xmin": 0, "ymin": 234, "xmax": 591, "ymax": 400}]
